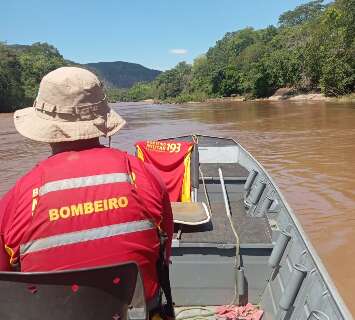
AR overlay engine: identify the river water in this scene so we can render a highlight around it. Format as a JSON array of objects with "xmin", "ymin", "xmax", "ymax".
[{"xmin": 1, "ymin": 101, "xmax": 355, "ymax": 313}]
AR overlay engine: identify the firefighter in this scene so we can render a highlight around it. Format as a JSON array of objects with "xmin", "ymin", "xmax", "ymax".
[{"xmin": 0, "ymin": 67, "xmax": 174, "ymax": 313}]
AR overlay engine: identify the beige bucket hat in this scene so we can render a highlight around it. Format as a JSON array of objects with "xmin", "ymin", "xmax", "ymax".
[{"xmin": 14, "ymin": 66, "xmax": 126, "ymax": 143}]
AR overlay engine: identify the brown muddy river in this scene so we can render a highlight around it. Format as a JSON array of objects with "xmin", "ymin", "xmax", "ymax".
[{"xmin": 1, "ymin": 101, "xmax": 355, "ymax": 313}]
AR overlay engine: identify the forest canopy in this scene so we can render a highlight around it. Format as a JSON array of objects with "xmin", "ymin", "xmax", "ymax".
[{"xmin": 0, "ymin": 42, "xmax": 67, "ymax": 112}]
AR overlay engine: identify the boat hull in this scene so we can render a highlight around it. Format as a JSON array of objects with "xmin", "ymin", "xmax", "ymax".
[{"xmin": 165, "ymin": 135, "xmax": 352, "ymax": 320}]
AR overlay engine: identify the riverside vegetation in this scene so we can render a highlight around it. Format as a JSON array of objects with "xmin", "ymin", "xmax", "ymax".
[
  {"xmin": 0, "ymin": 43, "xmax": 67, "ymax": 112},
  {"xmin": 1, "ymin": 0, "xmax": 354, "ymax": 112},
  {"xmin": 111, "ymin": 0, "xmax": 355, "ymax": 103}
]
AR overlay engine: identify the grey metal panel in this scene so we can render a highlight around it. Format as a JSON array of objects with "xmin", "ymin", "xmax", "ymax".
[
  {"xmin": 241, "ymin": 252, "xmax": 273, "ymax": 303},
  {"xmin": 200, "ymin": 177, "xmax": 247, "ymax": 182},
  {"xmin": 199, "ymin": 146, "xmax": 240, "ymax": 163},
  {"xmin": 261, "ymin": 224, "xmax": 338, "ymax": 319},
  {"xmin": 262, "ymin": 285, "xmax": 278, "ymax": 320},
  {"xmin": 173, "ymin": 241, "xmax": 273, "ymax": 249},
  {"xmin": 235, "ymin": 138, "xmax": 353, "ymax": 319},
  {"xmin": 193, "ymin": 136, "xmax": 237, "ymax": 147},
  {"xmin": 200, "ymin": 163, "xmax": 249, "ymax": 179},
  {"xmin": 198, "ymin": 180, "xmax": 245, "ymax": 194},
  {"xmin": 170, "ymin": 248, "xmax": 235, "ymax": 306},
  {"xmin": 291, "ymin": 269, "xmax": 344, "ymax": 319},
  {"xmin": 170, "ymin": 247, "xmax": 272, "ymax": 306}
]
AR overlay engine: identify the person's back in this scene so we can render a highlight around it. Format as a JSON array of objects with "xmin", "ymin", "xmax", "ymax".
[{"xmin": 0, "ymin": 67, "xmax": 173, "ymax": 305}]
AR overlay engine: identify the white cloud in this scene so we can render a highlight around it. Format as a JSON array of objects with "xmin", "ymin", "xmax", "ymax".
[{"xmin": 169, "ymin": 48, "xmax": 188, "ymax": 55}]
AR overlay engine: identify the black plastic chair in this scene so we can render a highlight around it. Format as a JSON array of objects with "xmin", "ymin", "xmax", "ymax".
[{"xmin": 0, "ymin": 262, "xmax": 147, "ymax": 320}]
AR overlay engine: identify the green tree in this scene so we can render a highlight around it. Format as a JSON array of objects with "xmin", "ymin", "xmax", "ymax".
[
  {"xmin": 189, "ymin": 55, "xmax": 213, "ymax": 95},
  {"xmin": 126, "ymin": 82, "xmax": 154, "ymax": 101},
  {"xmin": 320, "ymin": 56, "xmax": 354, "ymax": 95},
  {"xmin": 0, "ymin": 43, "xmax": 24, "ymax": 112},
  {"xmin": 241, "ymin": 62, "xmax": 276, "ymax": 98},
  {"xmin": 262, "ymin": 48, "xmax": 303, "ymax": 88},
  {"xmin": 154, "ymin": 62, "xmax": 192, "ymax": 99},
  {"xmin": 106, "ymin": 87, "xmax": 128, "ymax": 102},
  {"xmin": 18, "ymin": 42, "xmax": 67, "ymax": 101},
  {"xmin": 278, "ymin": 0, "xmax": 325, "ymax": 27},
  {"xmin": 212, "ymin": 66, "xmax": 242, "ymax": 96},
  {"xmin": 304, "ymin": 1, "xmax": 355, "ymax": 95}
]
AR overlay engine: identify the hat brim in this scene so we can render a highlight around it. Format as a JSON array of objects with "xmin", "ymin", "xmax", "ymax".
[{"xmin": 14, "ymin": 107, "xmax": 126, "ymax": 143}]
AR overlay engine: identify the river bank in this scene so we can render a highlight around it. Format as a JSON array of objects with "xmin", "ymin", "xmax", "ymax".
[
  {"xmin": 152, "ymin": 89, "xmax": 355, "ymax": 106},
  {"xmin": 3, "ymin": 91, "xmax": 355, "ymax": 114}
]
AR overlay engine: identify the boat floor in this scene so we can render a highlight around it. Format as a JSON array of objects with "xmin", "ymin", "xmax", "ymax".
[
  {"xmin": 175, "ymin": 198, "xmax": 272, "ymax": 246},
  {"xmin": 200, "ymin": 163, "xmax": 249, "ymax": 180},
  {"xmin": 173, "ymin": 139, "xmax": 272, "ymax": 246}
]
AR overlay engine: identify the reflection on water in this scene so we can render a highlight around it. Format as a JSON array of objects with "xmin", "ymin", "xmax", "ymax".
[{"xmin": 1, "ymin": 101, "xmax": 355, "ymax": 313}]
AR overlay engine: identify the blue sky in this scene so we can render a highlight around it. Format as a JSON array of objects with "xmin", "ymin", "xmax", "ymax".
[{"xmin": 1, "ymin": 0, "xmax": 327, "ymax": 70}]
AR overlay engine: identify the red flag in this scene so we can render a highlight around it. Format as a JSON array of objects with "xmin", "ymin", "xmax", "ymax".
[{"xmin": 135, "ymin": 140, "xmax": 194, "ymax": 202}]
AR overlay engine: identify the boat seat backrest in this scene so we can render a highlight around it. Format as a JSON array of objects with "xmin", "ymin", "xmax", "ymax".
[
  {"xmin": 135, "ymin": 140, "xmax": 210, "ymax": 225},
  {"xmin": 135, "ymin": 140, "xmax": 197, "ymax": 202},
  {"xmin": 0, "ymin": 262, "xmax": 147, "ymax": 320}
]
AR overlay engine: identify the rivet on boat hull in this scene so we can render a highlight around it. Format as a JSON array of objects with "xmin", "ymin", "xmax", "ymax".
[
  {"xmin": 244, "ymin": 170, "xmax": 258, "ymax": 191},
  {"xmin": 279, "ymin": 263, "xmax": 307, "ymax": 311},
  {"xmin": 250, "ymin": 182, "xmax": 266, "ymax": 205},
  {"xmin": 268, "ymin": 230, "xmax": 291, "ymax": 268}
]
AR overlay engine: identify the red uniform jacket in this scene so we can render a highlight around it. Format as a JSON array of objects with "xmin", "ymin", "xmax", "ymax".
[{"xmin": 0, "ymin": 146, "xmax": 173, "ymax": 301}]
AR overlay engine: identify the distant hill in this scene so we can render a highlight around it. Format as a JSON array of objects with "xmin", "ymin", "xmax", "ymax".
[
  {"xmin": 1, "ymin": 42, "xmax": 162, "ymax": 111},
  {"xmin": 8, "ymin": 44, "xmax": 32, "ymax": 52},
  {"xmin": 8, "ymin": 44, "xmax": 161, "ymax": 89},
  {"xmin": 84, "ymin": 61, "xmax": 161, "ymax": 88}
]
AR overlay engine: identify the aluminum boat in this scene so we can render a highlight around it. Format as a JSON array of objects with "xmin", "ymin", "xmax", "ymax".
[{"xmin": 168, "ymin": 134, "xmax": 352, "ymax": 320}]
